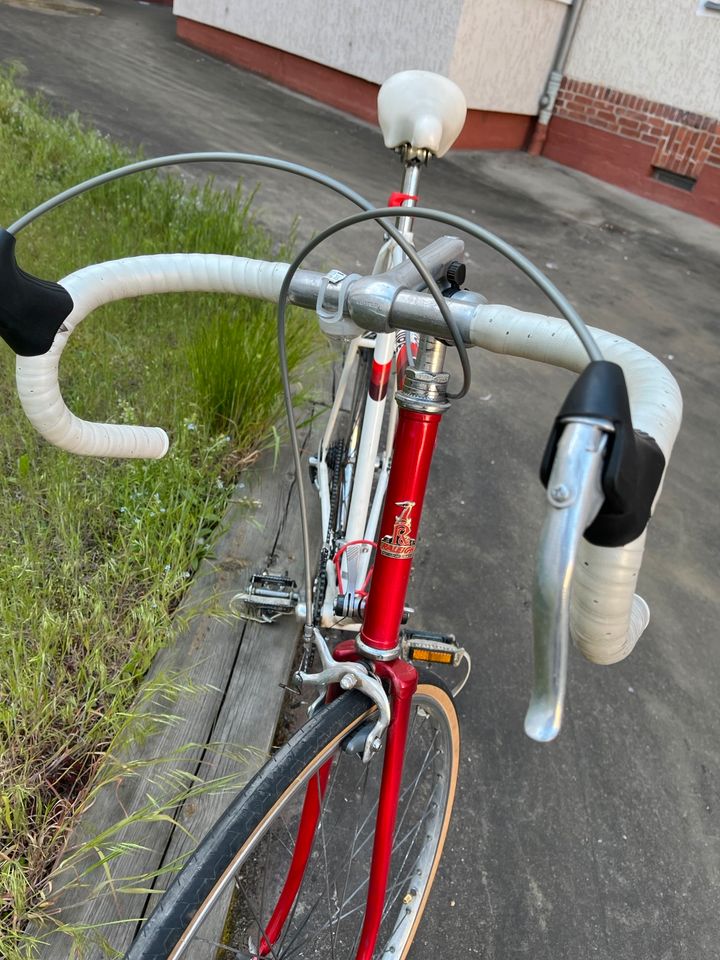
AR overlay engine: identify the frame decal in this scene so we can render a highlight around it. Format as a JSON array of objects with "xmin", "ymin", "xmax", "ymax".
[{"xmin": 380, "ymin": 500, "xmax": 417, "ymax": 559}]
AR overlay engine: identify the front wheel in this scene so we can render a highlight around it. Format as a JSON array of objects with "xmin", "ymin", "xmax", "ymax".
[{"xmin": 126, "ymin": 675, "xmax": 460, "ymax": 960}]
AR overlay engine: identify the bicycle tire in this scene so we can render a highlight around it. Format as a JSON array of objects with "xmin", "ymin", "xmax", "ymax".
[{"xmin": 125, "ymin": 675, "xmax": 459, "ymax": 960}]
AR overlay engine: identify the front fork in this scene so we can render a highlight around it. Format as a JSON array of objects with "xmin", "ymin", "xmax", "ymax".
[
  {"xmin": 262, "ymin": 336, "xmax": 450, "ymax": 960},
  {"xmin": 259, "ymin": 654, "xmax": 418, "ymax": 960}
]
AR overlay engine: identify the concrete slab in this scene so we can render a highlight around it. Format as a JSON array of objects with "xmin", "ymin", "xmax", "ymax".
[{"xmin": 2, "ymin": 2, "xmax": 719, "ymax": 958}]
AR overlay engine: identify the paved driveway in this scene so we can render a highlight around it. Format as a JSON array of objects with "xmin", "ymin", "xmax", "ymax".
[{"xmin": 2, "ymin": 2, "xmax": 719, "ymax": 957}]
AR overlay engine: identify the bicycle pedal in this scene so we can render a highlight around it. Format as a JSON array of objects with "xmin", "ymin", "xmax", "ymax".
[
  {"xmin": 231, "ymin": 572, "xmax": 299, "ymax": 623},
  {"xmin": 400, "ymin": 629, "xmax": 465, "ymax": 666}
]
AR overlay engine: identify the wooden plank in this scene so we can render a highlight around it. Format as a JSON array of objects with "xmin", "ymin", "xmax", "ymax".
[
  {"xmin": 141, "ymin": 464, "xmax": 323, "ymax": 956},
  {"xmin": 34, "ymin": 426, "xmax": 320, "ymax": 959}
]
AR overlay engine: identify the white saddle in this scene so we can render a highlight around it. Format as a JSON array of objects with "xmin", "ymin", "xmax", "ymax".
[{"xmin": 377, "ymin": 70, "xmax": 467, "ymax": 158}]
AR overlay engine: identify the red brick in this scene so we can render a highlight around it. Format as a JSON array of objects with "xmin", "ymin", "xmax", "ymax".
[
  {"xmin": 596, "ymin": 109, "xmax": 616, "ymax": 123},
  {"xmin": 564, "ymin": 106, "xmax": 587, "ymax": 122}
]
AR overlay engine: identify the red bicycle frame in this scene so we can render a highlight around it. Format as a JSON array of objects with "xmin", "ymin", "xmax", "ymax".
[{"xmin": 259, "ymin": 401, "xmax": 444, "ymax": 960}]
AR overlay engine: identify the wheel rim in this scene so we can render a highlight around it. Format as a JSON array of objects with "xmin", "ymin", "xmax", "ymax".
[{"xmin": 173, "ymin": 686, "xmax": 457, "ymax": 960}]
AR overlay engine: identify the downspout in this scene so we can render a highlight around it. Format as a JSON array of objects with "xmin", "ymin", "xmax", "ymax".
[{"xmin": 528, "ymin": 0, "xmax": 587, "ymax": 156}]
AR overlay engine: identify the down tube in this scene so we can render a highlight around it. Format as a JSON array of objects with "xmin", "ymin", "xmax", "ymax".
[{"xmin": 360, "ymin": 407, "xmax": 442, "ymax": 653}]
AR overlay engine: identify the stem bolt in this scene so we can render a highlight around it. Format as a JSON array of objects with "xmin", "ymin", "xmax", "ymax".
[{"xmin": 340, "ymin": 673, "xmax": 358, "ymax": 690}]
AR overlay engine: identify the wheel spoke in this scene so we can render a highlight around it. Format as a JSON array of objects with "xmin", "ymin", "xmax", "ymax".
[{"xmin": 145, "ymin": 686, "xmax": 457, "ymax": 960}]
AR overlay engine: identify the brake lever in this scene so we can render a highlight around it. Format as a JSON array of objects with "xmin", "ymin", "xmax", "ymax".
[{"xmin": 524, "ymin": 418, "xmax": 612, "ymax": 742}]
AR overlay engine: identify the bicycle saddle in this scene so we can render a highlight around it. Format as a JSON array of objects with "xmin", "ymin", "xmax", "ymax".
[{"xmin": 377, "ymin": 70, "xmax": 467, "ymax": 158}]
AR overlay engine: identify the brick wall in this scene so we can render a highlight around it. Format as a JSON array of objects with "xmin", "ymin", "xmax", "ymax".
[
  {"xmin": 555, "ymin": 77, "xmax": 720, "ymax": 181},
  {"xmin": 543, "ymin": 77, "xmax": 720, "ymax": 225}
]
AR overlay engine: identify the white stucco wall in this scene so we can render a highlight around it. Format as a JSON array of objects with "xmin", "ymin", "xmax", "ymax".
[
  {"xmin": 449, "ymin": 0, "xmax": 567, "ymax": 114},
  {"xmin": 173, "ymin": 0, "xmax": 568, "ymax": 114},
  {"xmin": 566, "ymin": 0, "xmax": 720, "ymax": 117},
  {"xmin": 172, "ymin": 0, "xmax": 464, "ymax": 86}
]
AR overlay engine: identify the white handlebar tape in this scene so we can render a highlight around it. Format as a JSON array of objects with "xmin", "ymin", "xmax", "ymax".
[
  {"xmin": 17, "ymin": 257, "xmax": 681, "ymax": 666},
  {"xmin": 468, "ymin": 304, "xmax": 682, "ymax": 665},
  {"xmin": 16, "ymin": 254, "xmax": 290, "ymax": 459}
]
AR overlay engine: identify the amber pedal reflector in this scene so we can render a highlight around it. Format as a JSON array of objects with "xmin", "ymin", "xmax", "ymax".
[{"xmin": 410, "ymin": 648, "xmax": 453, "ymax": 664}]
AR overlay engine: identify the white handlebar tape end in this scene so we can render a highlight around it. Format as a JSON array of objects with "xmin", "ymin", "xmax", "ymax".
[
  {"xmin": 15, "ymin": 253, "xmax": 289, "ymax": 460},
  {"xmin": 16, "ymin": 350, "xmax": 170, "ymax": 459},
  {"xmin": 571, "ymin": 534, "xmax": 651, "ymax": 664}
]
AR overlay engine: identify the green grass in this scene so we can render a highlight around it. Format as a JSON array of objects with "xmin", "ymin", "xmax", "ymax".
[{"xmin": 0, "ymin": 67, "xmax": 319, "ymax": 957}]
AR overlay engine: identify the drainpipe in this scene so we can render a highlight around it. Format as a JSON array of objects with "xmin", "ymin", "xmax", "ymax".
[{"xmin": 528, "ymin": 0, "xmax": 587, "ymax": 156}]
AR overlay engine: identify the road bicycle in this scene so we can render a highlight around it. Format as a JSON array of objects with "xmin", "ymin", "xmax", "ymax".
[{"xmin": 0, "ymin": 71, "xmax": 682, "ymax": 960}]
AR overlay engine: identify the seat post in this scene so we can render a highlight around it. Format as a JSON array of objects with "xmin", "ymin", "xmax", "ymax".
[{"xmin": 394, "ymin": 146, "xmax": 429, "ymax": 237}]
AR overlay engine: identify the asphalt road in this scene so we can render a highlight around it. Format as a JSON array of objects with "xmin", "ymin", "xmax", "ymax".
[{"xmin": 2, "ymin": 2, "xmax": 719, "ymax": 958}]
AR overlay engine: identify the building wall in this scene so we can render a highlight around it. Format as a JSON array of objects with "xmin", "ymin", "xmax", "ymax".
[
  {"xmin": 449, "ymin": 0, "xmax": 566, "ymax": 114},
  {"xmin": 172, "ymin": 0, "xmax": 566, "ymax": 114},
  {"xmin": 544, "ymin": 78, "xmax": 720, "ymax": 224},
  {"xmin": 565, "ymin": 0, "xmax": 720, "ymax": 119},
  {"xmin": 172, "ymin": 0, "xmax": 463, "ymax": 90},
  {"xmin": 541, "ymin": 0, "xmax": 720, "ymax": 225},
  {"xmin": 173, "ymin": 0, "xmax": 720, "ymax": 223}
]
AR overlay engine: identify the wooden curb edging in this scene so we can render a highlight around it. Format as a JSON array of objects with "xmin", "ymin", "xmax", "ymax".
[{"xmin": 34, "ymin": 433, "xmax": 319, "ymax": 959}]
